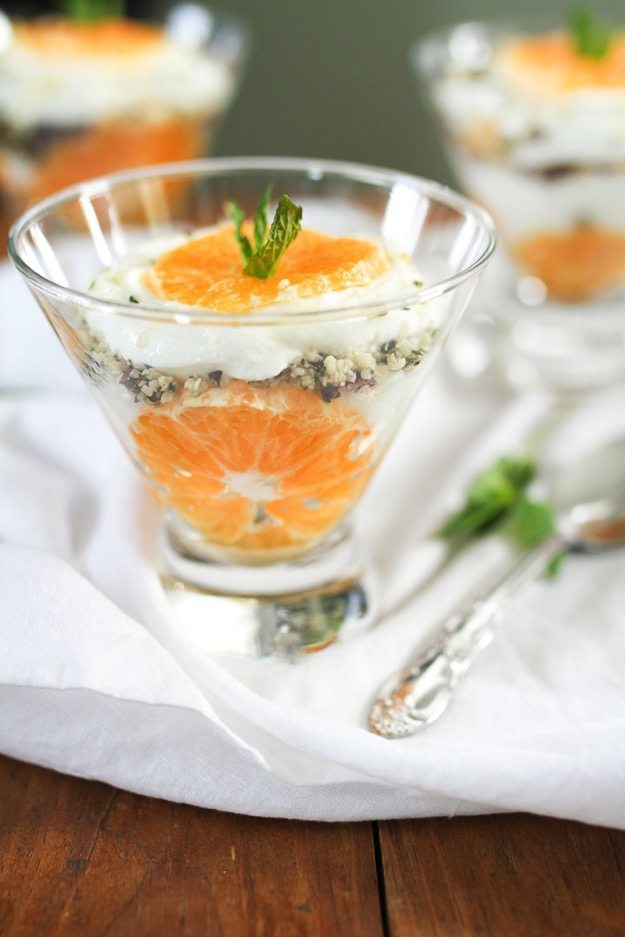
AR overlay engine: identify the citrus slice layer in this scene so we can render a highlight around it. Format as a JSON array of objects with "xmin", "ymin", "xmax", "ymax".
[
  {"xmin": 13, "ymin": 18, "xmax": 164, "ymax": 58},
  {"xmin": 29, "ymin": 118, "xmax": 205, "ymax": 203},
  {"xmin": 148, "ymin": 226, "xmax": 391, "ymax": 313},
  {"xmin": 514, "ymin": 228, "xmax": 625, "ymax": 301},
  {"xmin": 497, "ymin": 32, "xmax": 625, "ymax": 95},
  {"xmin": 132, "ymin": 382, "xmax": 375, "ymax": 555}
]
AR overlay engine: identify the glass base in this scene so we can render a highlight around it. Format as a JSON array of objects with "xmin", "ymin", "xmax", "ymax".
[{"xmin": 158, "ymin": 522, "xmax": 376, "ymax": 660}]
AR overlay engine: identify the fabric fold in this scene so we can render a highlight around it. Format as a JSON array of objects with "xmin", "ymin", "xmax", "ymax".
[{"xmin": 2, "ymin": 262, "xmax": 625, "ymax": 825}]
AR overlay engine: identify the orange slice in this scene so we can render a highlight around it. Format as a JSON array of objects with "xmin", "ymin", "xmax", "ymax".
[
  {"xmin": 28, "ymin": 117, "xmax": 206, "ymax": 203},
  {"xmin": 148, "ymin": 225, "xmax": 391, "ymax": 313},
  {"xmin": 131, "ymin": 382, "xmax": 374, "ymax": 555},
  {"xmin": 13, "ymin": 18, "xmax": 164, "ymax": 58},
  {"xmin": 514, "ymin": 227, "xmax": 625, "ymax": 301},
  {"xmin": 497, "ymin": 31, "xmax": 625, "ymax": 95}
]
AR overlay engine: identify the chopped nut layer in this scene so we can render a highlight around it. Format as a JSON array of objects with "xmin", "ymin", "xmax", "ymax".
[{"xmin": 68, "ymin": 312, "xmax": 434, "ymax": 405}]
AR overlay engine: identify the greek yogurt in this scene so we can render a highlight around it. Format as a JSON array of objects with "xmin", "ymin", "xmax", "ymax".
[{"xmin": 87, "ymin": 228, "xmax": 437, "ymax": 382}]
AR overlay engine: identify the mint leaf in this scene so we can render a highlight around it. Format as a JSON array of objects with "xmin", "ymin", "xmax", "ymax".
[
  {"xmin": 228, "ymin": 191, "xmax": 303, "ymax": 280},
  {"xmin": 437, "ymin": 455, "xmax": 564, "ymax": 576},
  {"xmin": 437, "ymin": 457, "xmax": 535, "ymax": 540},
  {"xmin": 58, "ymin": 0, "xmax": 125, "ymax": 21},
  {"xmin": 505, "ymin": 498, "xmax": 555, "ymax": 549},
  {"xmin": 227, "ymin": 200, "xmax": 253, "ymax": 264},
  {"xmin": 252, "ymin": 186, "xmax": 271, "ymax": 253},
  {"xmin": 244, "ymin": 195, "xmax": 303, "ymax": 280},
  {"xmin": 545, "ymin": 551, "xmax": 566, "ymax": 579},
  {"xmin": 569, "ymin": 8, "xmax": 613, "ymax": 59}
]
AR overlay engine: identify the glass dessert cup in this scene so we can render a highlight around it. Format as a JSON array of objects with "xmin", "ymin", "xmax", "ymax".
[
  {"xmin": 412, "ymin": 20, "xmax": 625, "ymax": 391},
  {"xmin": 0, "ymin": 4, "xmax": 249, "ymax": 248},
  {"xmin": 9, "ymin": 157, "xmax": 495, "ymax": 658}
]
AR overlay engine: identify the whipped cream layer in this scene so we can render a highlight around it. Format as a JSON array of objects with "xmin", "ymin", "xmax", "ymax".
[
  {"xmin": 456, "ymin": 157, "xmax": 625, "ymax": 237},
  {"xmin": 0, "ymin": 24, "xmax": 235, "ymax": 130},
  {"xmin": 87, "ymin": 230, "xmax": 436, "ymax": 382}
]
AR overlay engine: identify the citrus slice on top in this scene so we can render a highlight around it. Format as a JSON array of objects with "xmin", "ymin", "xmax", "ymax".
[
  {"xmin": 132, "ymin": 382, "xmax": 374, "ymax": 555},
  {"xmin": 147, "ymin": 225, "xmax": 391, "ymax": 313},
  {"xmin": 496, "ymin": 31, "xmax": 625, "ymax": 95},
  {"xmin": 13, "ymin": 18, "xmax": 164, "ymax": 58}
]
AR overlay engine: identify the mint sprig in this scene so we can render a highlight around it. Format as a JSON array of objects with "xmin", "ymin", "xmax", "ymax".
[
  {"xmin": 58, "ymin": 0, "xmax": 125, "ymax": 21},
  {"xmin": 437, "ymin": 455, "xmax": 563, "ymax": 575},
  {"xmin": 437, "ymin": 457, "xmax": 536, "ymax": 540},
  {"xmin": 227, "ymin": 189, "xmax": 303, "ymax": 280},
  {"xmin": 569, "ymin": 8, "xmax": 613, "ymax": 60}
]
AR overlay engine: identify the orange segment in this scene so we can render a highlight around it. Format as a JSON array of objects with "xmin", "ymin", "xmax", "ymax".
[
  {"xmin": 28, "ymin": 118, "xmax": 206, "ymax": 203},
  {"xmin": 131, "ymin": 382, "xmax": 375, "ymax": 555},
  {"xmin": 514, "ymin": 227, "xmax": 625, "ymax": 301},
  {"xmin": 148, "ymin": 225, "xmax": 391, "ymax": 313},
  {"xmin": 497, "ymin": 32, "xmax": 625, "ymax": 95},
  {"xmin": 13, "ymin": 18, "xmax": 165, "ymax": 58}
]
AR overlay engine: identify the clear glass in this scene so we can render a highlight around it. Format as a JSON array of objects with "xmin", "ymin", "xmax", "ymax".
[
  {"xmin": 9, "ymin": 157, "xmax": 495, "ymax": 658},
  {"xmin": 412, "ymin": 20, "xmax": 625, "ymax": 391},
  {"xmin": 0, "ymin": 4, "xmax": 249, "ymax": 247}
]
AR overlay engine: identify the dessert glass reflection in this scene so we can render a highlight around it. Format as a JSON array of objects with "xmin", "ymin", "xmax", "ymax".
[
  {"xmin": 0, "ymin": 5, "xmax": 248, "ymax": 244},
  {"xmin": 413, "ymin": 19, "xmax": 625, "ymax": 389},
  {"xmin": 9, "ymin": 158, "xmax": 495, "ymax": 658}
]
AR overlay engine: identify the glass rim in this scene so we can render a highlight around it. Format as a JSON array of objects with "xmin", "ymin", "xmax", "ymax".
[
  {"xmin": 8, "ymin": 156, "xmax": 496, "ymax": 327},
  {"xmin": 409, "ymin": 15, "xmax": 578, "ymax": 74},
  {"xmin": 2, "ymin": 3, "xmax": 252, "ymax": 54},
  {"xmin": 170, "ymin": 3, "xmax": 252, "ymax": 65}
]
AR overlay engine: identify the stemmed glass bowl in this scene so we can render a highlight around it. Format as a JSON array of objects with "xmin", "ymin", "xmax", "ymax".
[
  {"xmin": 9, "ymin": 157, "xmax": 495, "ymax": 658},
  {"xmin": 412, "ymin": 20, "xmax": 625, "ymax": 391}
]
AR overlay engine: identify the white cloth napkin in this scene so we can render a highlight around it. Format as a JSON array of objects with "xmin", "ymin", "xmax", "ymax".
[{"xmin": 2, "ymin": 261, "xmax": 625, "ymax": 826}]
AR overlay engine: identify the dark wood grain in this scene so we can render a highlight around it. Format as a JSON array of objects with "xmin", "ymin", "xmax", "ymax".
[
  {"xmin": 378, "ymin": 814, "xmax": 625, "ymax": 937},
  {"xmin": 0, "ymin": 756, "xmax": 383, "ymax": 937},
  {"xmin": 4, "ymin": 752, "xmax": 625, "ymax": 937}
]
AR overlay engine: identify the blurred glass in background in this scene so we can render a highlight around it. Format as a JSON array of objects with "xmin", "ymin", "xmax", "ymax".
[
  {"xmin": 412, "ymin": 11, "xmax": 625, "ymax": 391},
  {"xmin": 0, "ymin": 0, "xmax": 249, "ymax": 243},
  {"xmin": 5, "ymin": 1, "xmax": 625, "ymax": 183}
]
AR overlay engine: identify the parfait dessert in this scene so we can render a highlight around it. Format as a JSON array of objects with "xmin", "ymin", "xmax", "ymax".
[
  {"xmin": 417, "ymin": 13, "xmax": 625, "ymax": 302},
  {"xmin": 65, "ymin": 192, "xmax": 439, "ymax": 565},
  {"xmin": 0, "ymin": 4, "xmax": 246, "ymax": 242},
  {"xmin": 10, "ymin": 160, "xmax": 494, "ymax": 655}
]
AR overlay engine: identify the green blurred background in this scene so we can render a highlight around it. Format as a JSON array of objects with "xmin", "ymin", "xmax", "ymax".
[{"xmin": 212, "ymin": 0, "xmax": 618, "ymax": 185}]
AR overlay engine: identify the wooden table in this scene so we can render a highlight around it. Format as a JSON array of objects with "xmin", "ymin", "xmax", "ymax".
[{"xmin": 2, "ymin": 755, "xmax": 625, "ymax": 935}]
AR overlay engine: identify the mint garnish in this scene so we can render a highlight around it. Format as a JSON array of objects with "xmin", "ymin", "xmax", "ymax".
[
  {"xmin": 58, "ymin": 0, "xmax": 125, "ymax": 21},
  {"xmin": 227, "ymin": 189, "xmax": 303, "ymax": 280},
  {"xmin": 437, "ymin": 455, "xmax": 562, "ymax": 574},
  {"xmin": 569, "ymin": 8, "xmax": 613, "ymax": 60}
]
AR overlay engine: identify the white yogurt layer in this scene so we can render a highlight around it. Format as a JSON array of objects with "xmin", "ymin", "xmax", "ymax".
[
  {"xmin": 87, "ymin": 230, "xmax": 437, "ymax": 381},
  {"xmin": 438, "ymin": 79, "xmax": 625, "ymax": 169},
  {"xmin": 0, "ymin": 27, "xmax": 235, "ymax": 130}
]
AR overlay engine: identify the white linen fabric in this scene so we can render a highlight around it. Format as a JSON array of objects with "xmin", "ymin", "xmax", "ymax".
[{"xmin": 1, "ymin": 261, "xmax": 625, "ymax": 826}]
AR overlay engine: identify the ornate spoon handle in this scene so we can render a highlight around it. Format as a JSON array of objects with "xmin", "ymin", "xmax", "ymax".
[{"xmin": 368, "ymin": 534, "xmax": 563, "ymax": 739}]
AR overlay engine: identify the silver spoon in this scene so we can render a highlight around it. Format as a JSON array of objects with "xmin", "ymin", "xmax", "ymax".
[{"xmin": 368, "ymin": 437, "xmax": 625, "ymax": 739}]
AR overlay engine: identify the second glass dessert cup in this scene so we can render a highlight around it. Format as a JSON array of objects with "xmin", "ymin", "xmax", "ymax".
[
  {"xmin": 0, "ymin": 4, "xmax": 249, "ymax": 246},
  {"xmin": 9, "ymin": 158, "xmax": 495, "ymax": 658},
  {"xmin": 412, "ymin": 20, "xmax": 625, "ymax": 391}
]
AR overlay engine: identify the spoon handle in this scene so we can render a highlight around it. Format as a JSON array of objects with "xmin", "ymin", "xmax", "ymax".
[{"xmin": 368, "ymin": 534, "xmax": 564, "ymax": 739}]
